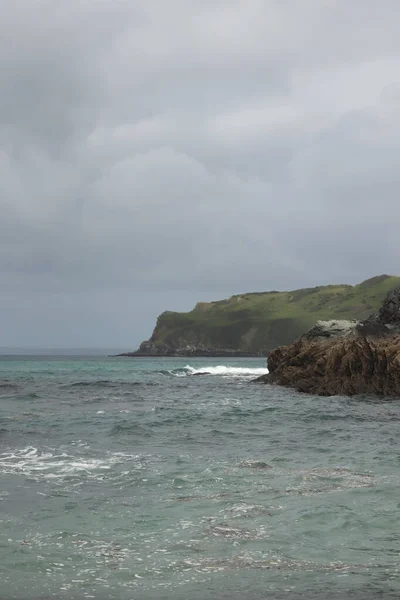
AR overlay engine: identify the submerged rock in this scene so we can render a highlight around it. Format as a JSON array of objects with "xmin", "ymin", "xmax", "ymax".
[{"xmin": 256, "ymin": 287, "xmax": 400, "ymax": 397}]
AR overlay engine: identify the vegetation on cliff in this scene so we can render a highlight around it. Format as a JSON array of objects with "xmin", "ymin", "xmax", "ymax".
[{"xmin": 128, "ymin": 274, "xmax": 400, "ymax": 356}]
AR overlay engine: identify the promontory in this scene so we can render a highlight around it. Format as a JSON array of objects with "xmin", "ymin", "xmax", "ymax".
[{"xmin": 120, "ymin": 274, "xmax": 400, "ymax": 357}]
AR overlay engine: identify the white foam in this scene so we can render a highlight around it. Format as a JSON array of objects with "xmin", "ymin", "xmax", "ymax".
[
  {"xmin": 182, "ymin": 365, "xmax": 268, "ymax": 378},
  {"xmin": 0, "ymin": 446, "xmax": 142, "ymax": 480}
]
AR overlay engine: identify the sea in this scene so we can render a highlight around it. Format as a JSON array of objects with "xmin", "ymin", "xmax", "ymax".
[{"xmin": 1, "ymin": 355, "xmax": 400, "ymax": 600}]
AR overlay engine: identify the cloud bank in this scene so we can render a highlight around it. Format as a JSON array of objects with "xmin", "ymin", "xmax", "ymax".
[{"xmin": 1, "ymin": 0, "xmax": 400, "ymax": 347}]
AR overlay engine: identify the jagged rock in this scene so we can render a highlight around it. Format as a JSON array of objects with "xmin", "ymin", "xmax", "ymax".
[
  {"xmin": 256, "ymin": 287, "xmax": 400, "ymax": 397},
  {"xmin": 363, "ymin": 287, "xmax": 400, "ymax": 330}
]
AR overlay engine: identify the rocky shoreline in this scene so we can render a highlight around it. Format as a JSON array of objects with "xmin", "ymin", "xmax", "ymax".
[
  {"xmin": 116, "ymin": 339, "xmax": 265, "ymax": 358},
  {"xmin": 116, "ymin": 350, "xmax": 265, "ymax": 358},
  {"xmin": 255, "ymin": 288, "xmax": 400, "ymax": 396}
]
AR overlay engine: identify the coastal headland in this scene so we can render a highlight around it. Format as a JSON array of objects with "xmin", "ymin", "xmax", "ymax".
[{"xmin": 119, "ymin": 275, "xmax": 400, "ymax": 358}]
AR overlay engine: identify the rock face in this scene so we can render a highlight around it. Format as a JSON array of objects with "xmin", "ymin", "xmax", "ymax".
[
  {"xmin": 362, "ymin": 286, "xmax": 400, "ymax": 331},
  {"xmin": 304, "ymin": 319, "xmax": 359, "ymax": 340},
  {"xmin": 256, "ymin": 288, "xmax": 400, "ymax": 396}
]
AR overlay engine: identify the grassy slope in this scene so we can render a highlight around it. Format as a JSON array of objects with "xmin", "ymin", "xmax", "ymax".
[{"xmin": 149, "ymin": 275, "xmax": 400, "ymax": 353}]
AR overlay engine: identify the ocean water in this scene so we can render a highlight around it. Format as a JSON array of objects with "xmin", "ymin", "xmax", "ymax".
[{"xmin": 1, "ymin": 356, "xmax": 400, "ymax": 600}]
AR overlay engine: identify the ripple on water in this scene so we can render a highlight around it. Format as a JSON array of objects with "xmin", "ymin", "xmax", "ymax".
[
  {"xmin": 2, "ymin": 357, "xmax": 400, "ymax": 599},
  {"xmin": 284, "ymin": 466, "xmax": 380, "ymax": 497}
]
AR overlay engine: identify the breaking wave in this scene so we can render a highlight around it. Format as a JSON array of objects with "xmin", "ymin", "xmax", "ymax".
[{"xmin": 166, "ymin": 365, "xmax": 269, "ymax": 378}]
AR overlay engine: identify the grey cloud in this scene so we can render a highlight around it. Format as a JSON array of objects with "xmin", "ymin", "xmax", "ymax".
[{"xmin": 1, "ymin": 0, "xmax": 400, "ymax": 347}]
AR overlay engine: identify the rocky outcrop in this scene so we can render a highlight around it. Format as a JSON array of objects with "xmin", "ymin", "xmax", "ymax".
[
  {"xmin": 255, "ymin": 287, "xmax": 400, "ymax": 396},
  {"xmin": 304, "ymin": 319, "xmax": 359, "ymax": 340},
  {"xmin": 361, "ymin": 286, "xmax": 400, "ymax": 333}
]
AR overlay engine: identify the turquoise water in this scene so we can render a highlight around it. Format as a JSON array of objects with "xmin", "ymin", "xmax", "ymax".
[{"xmin": 1, "ymin": 356, "xmax": 400, "ymax": 599}]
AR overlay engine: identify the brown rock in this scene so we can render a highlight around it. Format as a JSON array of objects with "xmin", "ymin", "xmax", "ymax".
[
  {"xmin": 255, "ymin": 287, "xmax": 400, "ymax": 396},
  {"xmin": 257, "ymin": 335, "xmax": 400, "ymax": 396}
]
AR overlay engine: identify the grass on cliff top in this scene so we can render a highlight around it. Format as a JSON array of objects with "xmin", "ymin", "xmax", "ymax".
[{"xmin": 152, "ymin": 275, "xmax": 400, "ymax": 348}]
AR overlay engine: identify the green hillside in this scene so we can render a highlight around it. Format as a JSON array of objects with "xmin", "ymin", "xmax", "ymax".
[{"xmin": 137, "ymin": 275, "xmax": 400, "ymax": 356}]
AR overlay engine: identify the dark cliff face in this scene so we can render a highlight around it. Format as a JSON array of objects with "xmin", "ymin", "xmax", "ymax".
[
  {"xmin": 363, "ymin": 287, "xmax": 400, "ymax": 329},
  {"xmin": 256, "ymin": 287, "xmax": 400, "ymax": 397},
  {"xmin": 119, "ymin": 340, "xmax": 263, "ymax": 358}
]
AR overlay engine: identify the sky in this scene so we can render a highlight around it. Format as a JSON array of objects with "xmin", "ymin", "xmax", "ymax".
[{"xmin": 1, "ymin": 0, "xmax": 400, "ymax": 349}]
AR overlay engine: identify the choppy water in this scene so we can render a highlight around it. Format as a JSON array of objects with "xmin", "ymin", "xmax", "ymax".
[{"xmin": 1, "ymin": 356, "xmax": 400, "ymax": 599}]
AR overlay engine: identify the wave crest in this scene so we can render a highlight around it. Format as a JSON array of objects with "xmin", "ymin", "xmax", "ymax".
[{"xmin": 166, "ymin": 365, "xmax": 268, "ymax": 378}]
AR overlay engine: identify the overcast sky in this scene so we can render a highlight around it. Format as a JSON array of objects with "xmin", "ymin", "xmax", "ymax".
[{"xmin": 1, "ymin": 0, "xmax": 400, "ymax": 349}]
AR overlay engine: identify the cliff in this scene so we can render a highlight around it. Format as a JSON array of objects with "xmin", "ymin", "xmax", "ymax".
[
  {"xmin": 255, "ymin": 286, "xmax": 400, "ymax": 396},
  {"xmin": 121, "ymin": 274, "xmax": 400, "ymax": 357}
]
